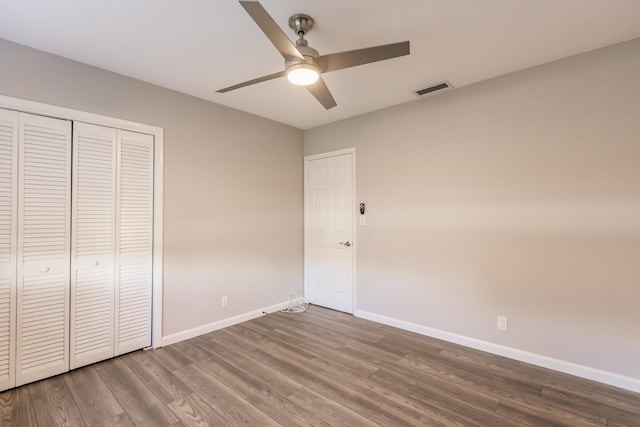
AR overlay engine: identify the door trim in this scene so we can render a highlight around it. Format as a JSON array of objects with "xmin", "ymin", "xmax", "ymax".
[
  {"xmin": 304, "ymin": 148, "xmax": 356, "ymax": 313},
  {"xmin": 0, "ymin": 94, "xmax": 164, "ymax": 349}
]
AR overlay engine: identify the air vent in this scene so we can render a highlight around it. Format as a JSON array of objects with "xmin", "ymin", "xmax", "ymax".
[{"xmin": 416, "ymin": 81, "xmax": 453, "ymax": 97}]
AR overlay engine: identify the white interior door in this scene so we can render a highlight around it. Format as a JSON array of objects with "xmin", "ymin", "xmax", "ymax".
[{"xmin": 304, "ymin": 150, "xmax": 354, "ymax": 313}]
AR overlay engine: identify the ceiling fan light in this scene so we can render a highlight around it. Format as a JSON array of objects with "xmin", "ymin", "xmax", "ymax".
[{"xmin": 286, "ymin": 63, "xmax": 319, "ymax": 86}]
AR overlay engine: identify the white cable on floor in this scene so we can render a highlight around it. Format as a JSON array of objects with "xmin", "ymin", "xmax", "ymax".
[{"xmin": 281, "ymin": 292, "xmax": 308, "ymax": 313}]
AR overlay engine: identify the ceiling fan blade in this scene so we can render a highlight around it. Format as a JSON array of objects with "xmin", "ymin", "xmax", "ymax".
[
  {"xmin": 315, "ymin": 41, "xmax": 410, "ymax": 73},
  {"xmin": 306, "ymin": 77, "xmax": 337, "ymax": 109},
  {"xmin": 217, "ymin": 70, "xmax": 286, "ymax": 93},
  {"xmin": 239, "ymin": 1, "xmax": 304, "ymax": 62}
]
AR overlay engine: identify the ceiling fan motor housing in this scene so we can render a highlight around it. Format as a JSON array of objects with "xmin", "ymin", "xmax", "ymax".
[{"xmin": 286, "ymin": 44, "xmax": 319, "ymax": 66}]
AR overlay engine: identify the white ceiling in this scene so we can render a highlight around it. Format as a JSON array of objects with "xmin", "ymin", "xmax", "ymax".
[{"xmin": 1, "ymin": 0, "xmax": 640, "ymax": 130}]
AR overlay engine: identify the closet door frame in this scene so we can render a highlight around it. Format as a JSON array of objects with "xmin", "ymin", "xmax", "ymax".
[{"xmin": 0, "ymin": 95, "xmax": 164, "ymax": 349}]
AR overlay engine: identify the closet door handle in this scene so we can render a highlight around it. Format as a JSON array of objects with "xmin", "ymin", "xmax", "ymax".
[
  {"xmin": 41, "ymin": 266, "xmax": 50, "ymax": 273},
  {"xmin": 92, "ymin": 261, "xmax": 100, "ymax": 267},
  {"xmin": 339, "ymin": 241, "xmax": 351, "ymax": 247}
]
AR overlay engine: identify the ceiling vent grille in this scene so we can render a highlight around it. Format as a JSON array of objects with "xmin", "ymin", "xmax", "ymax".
[{"xmin": 416, "ymin": 81, "xmax": 453, "ymax": 97}]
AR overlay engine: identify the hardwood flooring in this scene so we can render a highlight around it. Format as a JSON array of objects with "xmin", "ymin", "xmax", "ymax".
[{"xmin": 0, "ymin": 304, "xmax": 638, "ymax": 426}]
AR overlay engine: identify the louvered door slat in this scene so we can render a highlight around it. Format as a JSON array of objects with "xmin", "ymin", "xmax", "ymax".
[
  {"xmin": 115, "ymin": 130, "xmax": 153, "ymax": 355},
  {"xmin": 70, "ymin": 122, "xmax": 116, "ymax": 369},
  {"xmin": 16, "ymin": 112, "xmax": 71, "ymax": 386},
  {"xmin": 0, "ymin": 109, "xmax": 18, "ymax": 391}
]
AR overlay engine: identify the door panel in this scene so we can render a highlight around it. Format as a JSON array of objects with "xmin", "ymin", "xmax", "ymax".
[
  {"xmin": 0, "ymin": 109, "xmax": 18, "ymax": 391},
  {"xmin": 305, "ymin": 152, "xmax": 354, "ymax": 313},
  {"xmin": 115, "ymin": 130, "xmax": 153, "ymax": 355},
  {"xmin": 16, "ymin": 112, "xmax": 71, "ymax": 386},
  {"xmin": 70, "ymin": 122, "xmax": 116, "ymax": 369}
]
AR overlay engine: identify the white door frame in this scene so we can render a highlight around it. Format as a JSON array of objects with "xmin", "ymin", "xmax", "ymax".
[
  {"xmin": 0, "ymin": 94, "xmax": 164, "ymax": 349},
  {"xmin": 304, "ymin": 147, "xmax": 356, "ymax": 313}
]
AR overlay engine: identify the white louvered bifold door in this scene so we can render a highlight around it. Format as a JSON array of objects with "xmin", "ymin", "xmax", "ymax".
[
  {"xmin": 70, "ymin": 123, "xmax": 116, "ymax": 369},
  {"xmin": 16, "ymin": 113, "xmax": 71, "ymax": 386},
  {"xmin": 115, "ymin": 130, "xmax": 153, "ymax": 355},
  {"xmin": 0, "ymin": 109, "xmax": 18, "ymax": 391}
]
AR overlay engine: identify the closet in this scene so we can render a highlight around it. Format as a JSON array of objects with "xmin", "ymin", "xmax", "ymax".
[{"xmin": 0, "ymin": 108, "xmax": 154, "ymax": 391}]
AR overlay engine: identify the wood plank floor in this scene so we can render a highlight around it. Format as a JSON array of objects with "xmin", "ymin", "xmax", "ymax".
[{"xmin": 0, "ymin": 305, "xmax": 638, "ymax": 426}]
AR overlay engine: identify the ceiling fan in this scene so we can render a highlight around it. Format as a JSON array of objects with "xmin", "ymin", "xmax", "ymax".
[{"xmin": 217, "ymin": 1, "xmax": 410, "ymax": 109}]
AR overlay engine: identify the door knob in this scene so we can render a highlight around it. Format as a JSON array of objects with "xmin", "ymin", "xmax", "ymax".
[{"xmin": 339, "ymin": 241, "xmax": 351, "ymax": 247}]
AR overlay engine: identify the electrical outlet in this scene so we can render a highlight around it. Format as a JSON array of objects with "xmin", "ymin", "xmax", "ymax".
[
  {"xmin": 221, "ymin": 296, "xmax": 228, "ymax": 308},
  {"xmin": 497, "ymin": 316, "xmax": 508, "ymax": 332}
]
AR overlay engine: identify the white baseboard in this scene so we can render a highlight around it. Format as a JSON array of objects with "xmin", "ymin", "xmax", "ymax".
[
  {"xmin": 160, "ymin": 299, "xmax": 301, "ymax": 347},
  {"xmin": 355, "ymin": 309, "xmax": 640, "ymax": 393}
]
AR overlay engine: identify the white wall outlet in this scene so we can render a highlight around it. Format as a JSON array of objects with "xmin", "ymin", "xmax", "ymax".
[
  {"xmin": 497, "ymin": 316, "xmax": 508, "ymax": 332},
  {"xmin": 221, "ymin": 296, "xmax": 228, "ymax": 308},
  {"xmin": 359, "ymin": 215, "xmax": 366, "ymax": 225}
]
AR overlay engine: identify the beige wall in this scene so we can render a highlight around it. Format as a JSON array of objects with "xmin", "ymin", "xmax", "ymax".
[
  {"xmin": 0, "ymin": 38, "xmax": 304, "ymax": 337},
  {"xmin": 304, "ymin": 39, "xmax": 640, "ymax": 380}
]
